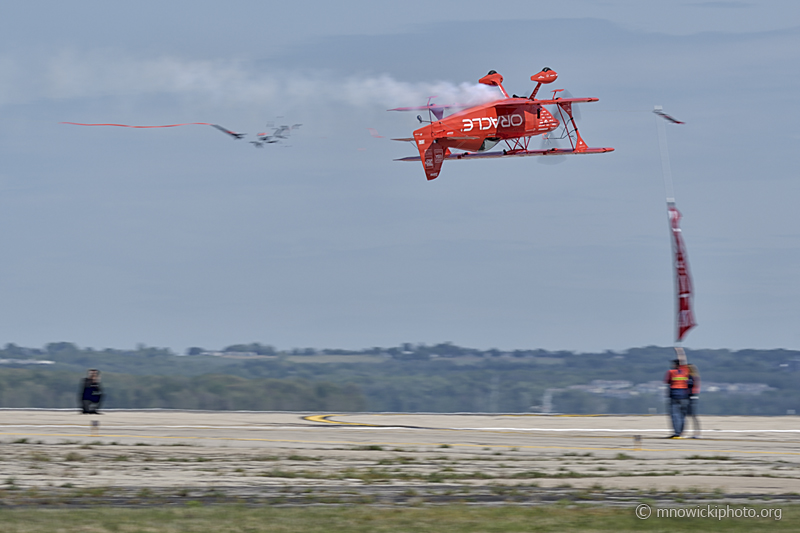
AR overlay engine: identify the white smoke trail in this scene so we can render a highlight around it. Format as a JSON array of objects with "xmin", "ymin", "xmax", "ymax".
[{"xmin": 0, "ymin": 50, "xmax": 499, "ymax": 110}]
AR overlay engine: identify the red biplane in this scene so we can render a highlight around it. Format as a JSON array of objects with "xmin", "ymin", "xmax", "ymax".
[{"xmin": 390, "ymin": 68, "xmax": 613, "ymax": 180}]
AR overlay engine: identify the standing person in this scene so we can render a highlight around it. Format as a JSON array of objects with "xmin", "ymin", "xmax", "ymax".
[
  {"xmin": 664, "ymin": 358, "xmax": 690, "ymax": 438},
  {"xmin": 686, "ymin": 364, "xmax": 701, "ymax": 438},
  {"xmin": 78, "ymin": 369, "xmax": 103, "ymax": 414}
]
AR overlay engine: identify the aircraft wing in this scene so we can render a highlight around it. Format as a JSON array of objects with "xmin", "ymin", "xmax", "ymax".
[{"xmin": 395, "ymin": 146, "xmax": 614, "ymax": 162}]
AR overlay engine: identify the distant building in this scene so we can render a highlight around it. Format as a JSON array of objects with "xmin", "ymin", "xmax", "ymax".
[
  {"xmin": 779, "ymin": 358, "xmax": 800, "ymax": 372},
  {"xmin": 0, "ymin": 359, "xmax": 55, "ymax": 365},
  {"xmin": 202, "ymin": 351, "xmax": 261, "ymax": 358},
  {"xmin": 567, "ymin": 379, "xmax": 774, "ymax": 398}
]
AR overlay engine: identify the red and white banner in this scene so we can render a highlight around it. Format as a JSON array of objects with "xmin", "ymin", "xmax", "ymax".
[{"xmin": 668, "ymin": 203, "xmax": 697, "ymax": 341}]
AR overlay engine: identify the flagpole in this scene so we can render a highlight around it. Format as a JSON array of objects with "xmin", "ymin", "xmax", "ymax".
[
  {"xmin": 655, "ymin": 105, "xmax": 675, "ymax": 204},
  {"xmin": 655, "ymin": 105, "xmax": 692, "ymax": 364}
]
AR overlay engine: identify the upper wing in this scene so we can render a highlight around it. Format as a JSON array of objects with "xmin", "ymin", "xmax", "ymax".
[{"xmin": 395, "ymin": 146, "xmax": 614, "ymax": 162}]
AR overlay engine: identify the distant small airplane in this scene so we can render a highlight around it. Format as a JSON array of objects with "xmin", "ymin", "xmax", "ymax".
[{"xmin": 251, "ymin": 124, "xmax": 302, "ymax": 148}]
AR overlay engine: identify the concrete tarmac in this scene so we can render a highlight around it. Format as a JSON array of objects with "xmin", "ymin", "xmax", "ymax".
[
  {"xmin": 1, "ymin": 410, "xmax": 798, "ymax": 456},
  {"xmin": 2, "ymin": 410, "xmax": 799, "ymax": 497}
]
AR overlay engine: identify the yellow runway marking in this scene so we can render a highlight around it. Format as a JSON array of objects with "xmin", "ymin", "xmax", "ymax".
[
  {"xmin": 303, "ymin": 414, "xmax": 378, "ymax": 426},
  {"xmin": 2, "ymin": 431, "xmax": 799, "ymax": 456},
  {"xmin": 302, "ymin": 415, "xmax": 800, "ymax": 443}
]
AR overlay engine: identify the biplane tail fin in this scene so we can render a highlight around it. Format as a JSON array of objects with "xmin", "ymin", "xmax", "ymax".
[{"xmin": 416, "ymin": 138, "xmax": 446, "ymax": 180}]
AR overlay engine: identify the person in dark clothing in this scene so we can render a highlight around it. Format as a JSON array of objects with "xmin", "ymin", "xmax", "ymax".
[
  {"xmin": 79, "ymin": 369, "xmax": 103, "ymax": 414},
  {"xmin": 664, "ymin": 358, "xmax": 690, "ymax": 438}
]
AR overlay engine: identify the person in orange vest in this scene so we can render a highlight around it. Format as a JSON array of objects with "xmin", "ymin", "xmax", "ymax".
[{"xmin": 664, "ymin": 357, "xmax": 691, "ymax": 438}]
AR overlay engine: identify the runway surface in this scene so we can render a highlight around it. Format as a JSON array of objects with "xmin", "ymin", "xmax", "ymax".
[
  {"xmin": 2, "ymin": 410, "xmax": 798, "ymax": 496},
  {"xmin": 2, "ymin": 410, "xmax": 798, "ymax": 456}
]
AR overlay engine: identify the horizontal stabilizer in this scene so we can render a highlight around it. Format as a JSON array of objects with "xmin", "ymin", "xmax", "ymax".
[
  {"xmin": 388, "ymin": 105, "xmax": 457, "ymax": 112},
  {"xmin": 395, "ymin": 146, "xmax": 614, "ymax": 162},
  {"xmin": 388, "ymin": 103, "xmax": 470, "ymax": 121},
  {"xmin": 535, "ymin": 97, "xmax": 599, "ymax": 105}
]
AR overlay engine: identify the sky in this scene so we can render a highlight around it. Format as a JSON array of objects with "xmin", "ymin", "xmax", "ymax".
[{"xmin": 0, "ymin": 1, "xmax": 798, "ymax": 353}]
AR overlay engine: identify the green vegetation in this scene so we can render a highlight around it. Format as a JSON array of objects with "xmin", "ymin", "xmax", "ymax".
[
  {"xmin": 0, "ymin": 505, "xmax": 796, "ymax": 532},
  {"xmin": 0, "ymin": 368, "xmax": 365, "ymax": 411},
  {"xmin": 0, "ymin": 342, "xmax": 798, "ymax": 414}
]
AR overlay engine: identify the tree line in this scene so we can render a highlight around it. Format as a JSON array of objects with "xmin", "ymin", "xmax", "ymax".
[
  {"xmin": 0, "ymin": 343, "xmax": 797, "ymax": 414},
  {"xmin": 0, "ymin": 369, "xmax": 364, "ymax": 411}
]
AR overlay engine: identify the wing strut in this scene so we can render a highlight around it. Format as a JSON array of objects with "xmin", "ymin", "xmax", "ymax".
[{"xmin": 552, "ymin": 101, "xmax": 588, "ymax": 152}]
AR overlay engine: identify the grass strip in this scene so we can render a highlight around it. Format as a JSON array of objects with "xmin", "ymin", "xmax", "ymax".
[{"xmin": 0, "ymin": 504, "xmax": 797, "ymax": 532}]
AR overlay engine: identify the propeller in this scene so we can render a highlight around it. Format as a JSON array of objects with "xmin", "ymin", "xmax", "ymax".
[
  {"xmin": 558, "ymin": 89, "xmax": 581, "ymax": 120},
  {"xmin": 538, "ymin": 89, "xmax": 582, "ymax": 165},
  {"xmin": 544, "ymin": 89, "xmax": 582, "ymax": 121}
]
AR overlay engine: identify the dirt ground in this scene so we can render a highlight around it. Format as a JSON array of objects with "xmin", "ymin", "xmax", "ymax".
[{"xmin": 1, "ymin": 410, "xmax": 798, "ymax": 506}]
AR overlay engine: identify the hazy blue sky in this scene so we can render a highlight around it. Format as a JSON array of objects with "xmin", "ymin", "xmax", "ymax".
[{"xmin": 1, "ymin": 1, "xmax": 798, "ymax": 352}]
